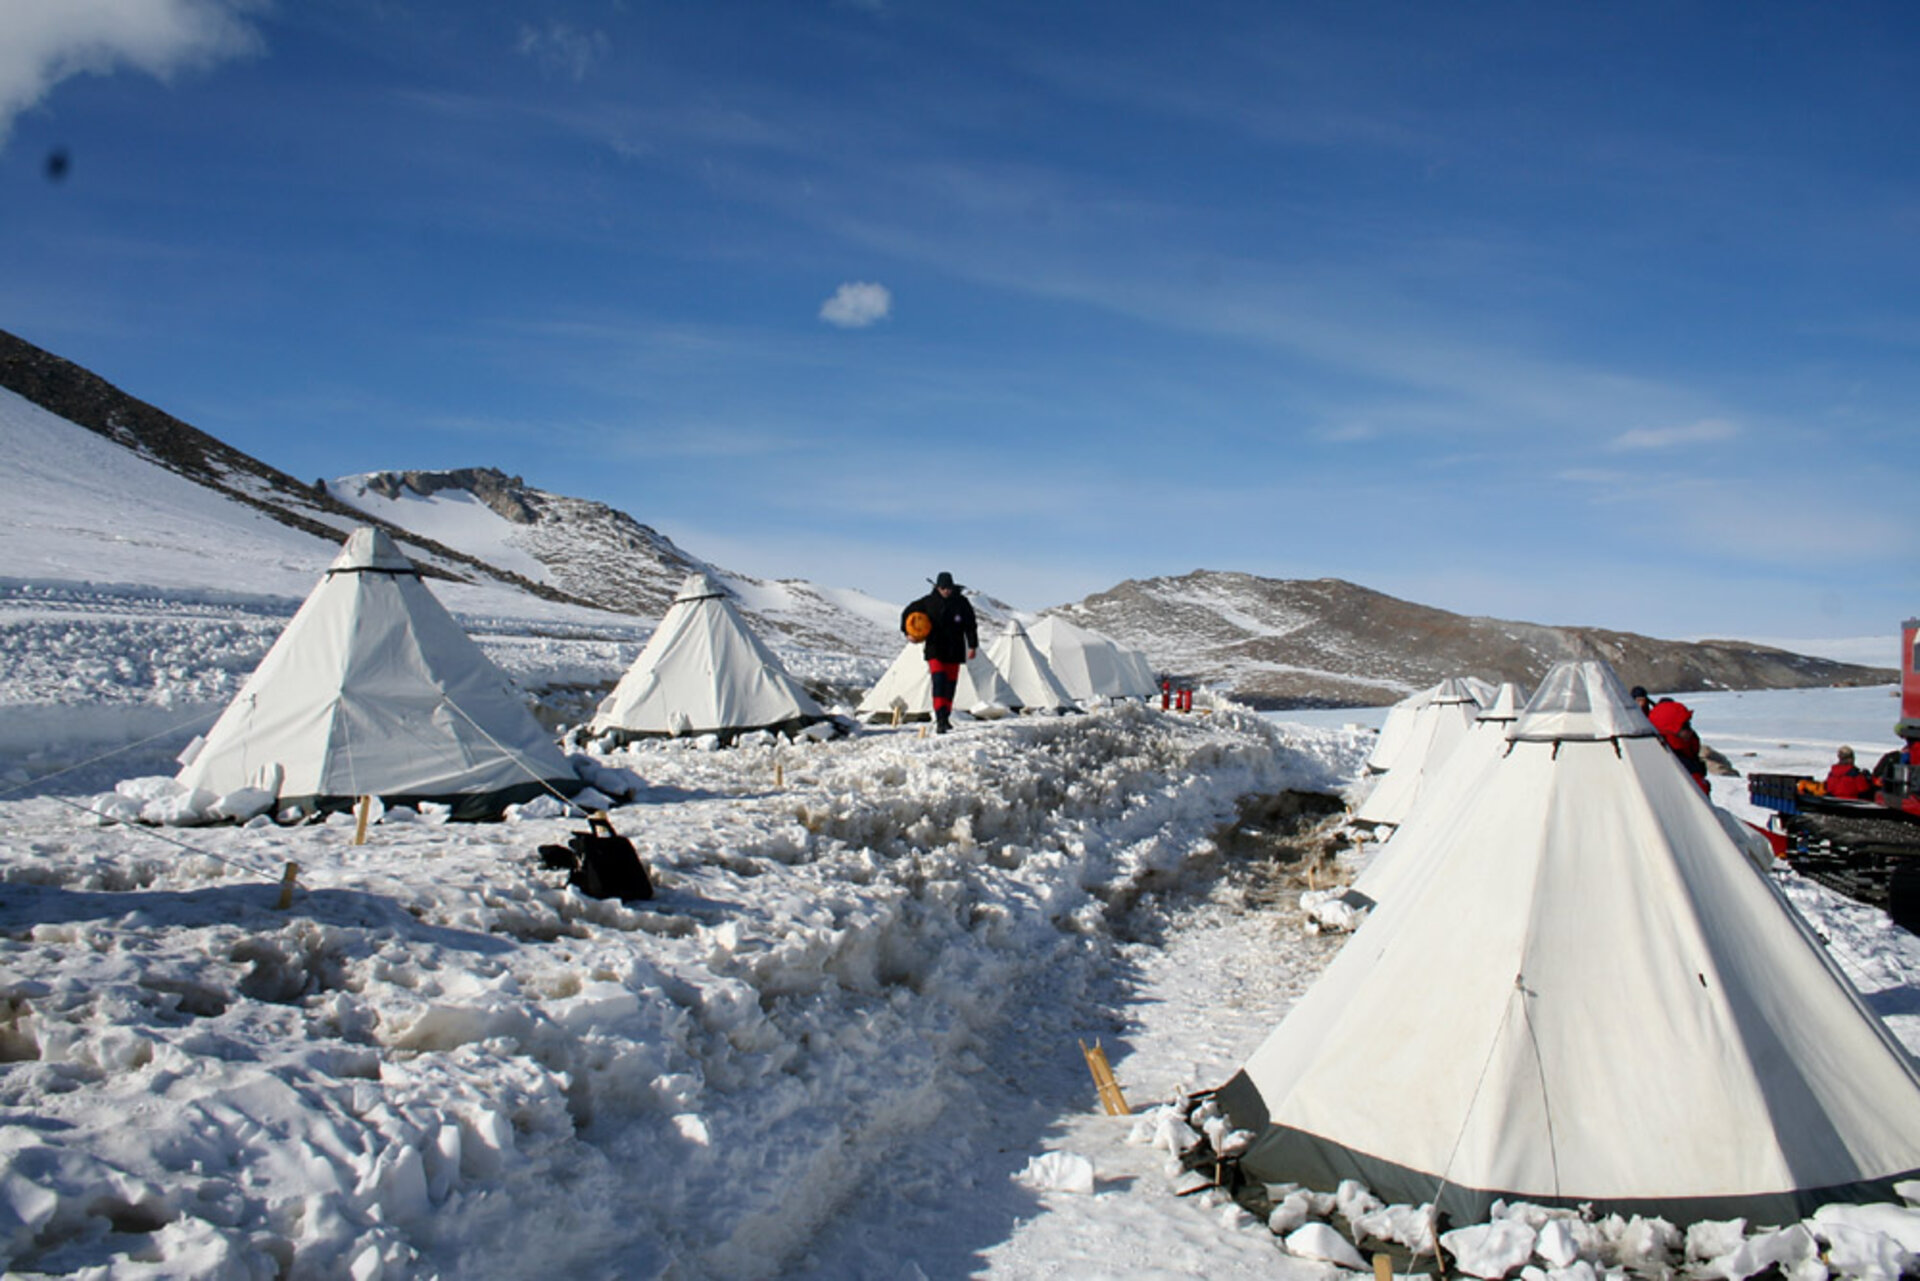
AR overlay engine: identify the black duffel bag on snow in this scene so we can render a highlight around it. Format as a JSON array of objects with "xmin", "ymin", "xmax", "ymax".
[{"xmin": 539, "ymin": 811, "xmax": 654, "ymax": 901}]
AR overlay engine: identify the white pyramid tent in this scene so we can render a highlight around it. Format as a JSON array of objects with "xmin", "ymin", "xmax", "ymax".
[
  {"xmin": 856, "ymin": 644, "xmax": 1020, "ymax": 721},
  {"xmin": 1365, "ymin": 676, "xmax": 1499, "ymax": 773},
  {"xmin": 1349, "ymin": 681, "xmax": 1526, "ymax": 906},
  {"xmin": 984, "ymin": 621, "xmax": 1077, "ymax": 713},
  {"xmin": 1220, "ymin": 660, "xmax": 1920, "ymax": 1225},
  {"xmin": 1351, "ymin": 677, "xmax": 1481, "ymax": 829},
  {"xmin": 1367, "ymin": 687, "xmax": 1428, "ymax": 775},
  {"xmin": 1027, "ymin": 616, "xmax": 1157, "ymax": 701},
  {"xmin": 1365, "ymin": 682, "xmax": 1439, "ymax": 774},
  {"xmin": 176, "ymin": 527, "xmax": 581, "ymax": 820},
  {"xmin": 591, "ymin": 573, "xmax": 826, "ymax": 742}
]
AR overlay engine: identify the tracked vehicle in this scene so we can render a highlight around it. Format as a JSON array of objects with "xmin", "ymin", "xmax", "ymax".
[{"xmin": 1750, "ymin": 618, "xmax": 1920, "ymax": 930}]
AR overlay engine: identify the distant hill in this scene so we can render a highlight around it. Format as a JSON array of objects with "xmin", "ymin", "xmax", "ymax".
[{"xmin": 1049, "ymin": 571, "xmax": 1896, "ymax": 707}]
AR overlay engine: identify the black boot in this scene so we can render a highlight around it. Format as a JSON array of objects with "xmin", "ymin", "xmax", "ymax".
[{"xmin": 935, "ymin": 713, "xmax": 951, "ymax": 734}]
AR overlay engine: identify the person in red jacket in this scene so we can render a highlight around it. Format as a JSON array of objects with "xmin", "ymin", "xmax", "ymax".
[
  {"xmin": 1825, "ymin": 746, "xmax": 1877, "ymax": 800},
  {"xmin": 1646, "ymin": 696, "xmax": 1710, "ymax": 793}
]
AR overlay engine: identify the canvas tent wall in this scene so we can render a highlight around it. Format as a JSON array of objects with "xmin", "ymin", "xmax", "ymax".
[
  {"xmin": 1363, "ymin": 686, "xmax": 1429, "ymax": 775},
  {"xmin": 1219, "ymin": 661, "xmax": 1920, "ymax": 1226},
  {"xmin": 1349, "ymin": 682, "xmax": 1525, "ymax": 907},
  {"xmin": 1351, "ymin": 677, "xmax": 1484, "ymax": 830},
  {"xmin": 590, "ymin": 572, "xmax": 826, "ymax": 742},
  {"xmin": 984, "ymin": 621, "xmax": 1077, "ymax": 713},
  {"xmin": 176, "ymin": 526, "xmax": 581, "ymax": 820},
  {"xmin": 1115, "ymin": 644, "xmax": 1158, "ymax": 695},
  {"xmin": 1026, "ymin": 615, "xmax": 1157, "ymax": 701},
  {"xmin": 857, "ymin": 644, "xmax": 1021, "ymax": 721}
]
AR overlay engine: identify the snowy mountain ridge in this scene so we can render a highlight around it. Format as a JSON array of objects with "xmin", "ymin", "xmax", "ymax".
[{"xmin": 324, "ymin": 468, "xmax": 906, "ymax": 660}]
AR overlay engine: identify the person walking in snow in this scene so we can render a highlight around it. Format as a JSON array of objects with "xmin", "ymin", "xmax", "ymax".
[{"xmin": 901, "ymin": 571, "xmax": 978, "ymax": 735}]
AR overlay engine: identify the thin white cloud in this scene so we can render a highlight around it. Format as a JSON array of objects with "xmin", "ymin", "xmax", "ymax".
[
  {"xmin": 1314, "ymin": 420, "xmax": 1381, "ymax": 444},
  {"xmin": 514, "ymin": 23, "xmax": 610, "ymax": 83},
  {"xmin": 819, "ymin": 282, "xmax": 892, "ymax": 329},
  {"xmin": 0, "ymin": 0, "xmax": 263, "ymax": 145},
  {"xmin": 1608, "ymin": 417, "xmax": 1741, "ymax": 451}
]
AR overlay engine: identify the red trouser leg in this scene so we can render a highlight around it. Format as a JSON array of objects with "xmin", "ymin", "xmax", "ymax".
[{"xmin": 927, "ymin": 660, "xmax": 960, "ymax": 721}]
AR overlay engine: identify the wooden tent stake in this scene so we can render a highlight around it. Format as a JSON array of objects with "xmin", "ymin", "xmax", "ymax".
[
  {"xmin": 352, "ymin": 795, "xmax": 372, "ymax": 846},
  {"xmin": 1078, "ymin": 1038, "xmax": 1131, "ymax": 1115},
  {"xmin": 275, "ymin": 861, "xmax": 300, "ymax": 910},
  {"xmin": 1374, "ymin": 1254, "xmax": 1393, "ymax": 1281}
]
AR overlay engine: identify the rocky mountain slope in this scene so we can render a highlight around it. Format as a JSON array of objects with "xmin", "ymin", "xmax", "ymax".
[
  {"xmin": 1051, "ymin": 571, "xmax": 1896, "ymax": 707},
  {"xmin": 324, "ymin": 468, "xmax": 905, "ymax": 658},
  {"xmin": 328, "ymin": 468, "xmax": 703, "ymax": 619}
]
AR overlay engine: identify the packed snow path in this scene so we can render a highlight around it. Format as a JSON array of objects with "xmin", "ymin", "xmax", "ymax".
[{"xmin": 791, "ymin": 874, "xmax": 1351, "ymax": 1279}]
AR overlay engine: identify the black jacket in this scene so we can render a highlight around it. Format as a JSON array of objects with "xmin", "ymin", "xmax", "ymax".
[{"xmin": 903, "ymin": 590, "xmax": 978, "ymax": 664}]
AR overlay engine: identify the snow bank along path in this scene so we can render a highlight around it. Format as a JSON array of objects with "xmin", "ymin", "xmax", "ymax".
[{"xmin": 1, "ymin": 701, "xmax": 1356, "ymax": 1278}]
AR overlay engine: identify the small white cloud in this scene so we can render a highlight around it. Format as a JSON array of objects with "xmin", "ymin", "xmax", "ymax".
[
  {"xmin": 819, "ymin": 282, "xmax": 892, "ymax": 329},
  {"xmin": 1608, "ymin": 417, "xmax": 1740, "ymax": 452},
  {"xmin": 0, "ymin": 0, "xmax": 264, "ymax": 145},
  {"xmin": 1315, "ymin": 421, "xmax": 1380, "ymax": 444},
  {"xmin": 515, "ymin": 23, "xmax": 610, "ymax": 83}
]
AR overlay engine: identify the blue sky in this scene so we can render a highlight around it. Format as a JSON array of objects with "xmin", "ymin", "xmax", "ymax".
[{"xmin": 3, "ymin": 1, "xmax": 1917, "ymax": 649}]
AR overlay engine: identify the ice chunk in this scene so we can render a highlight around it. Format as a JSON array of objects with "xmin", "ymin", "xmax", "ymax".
[
  {"xmin": 1013, "ymin": 1151, "xmax": 1095, "ymax": 1195},
  {"xmin": 1267, "ymin": 1190, "xmax": 1312, "ymax": 1235},
  {"xmin": 1686, "ymin": 1218, "xmax": 1749, "ymax": 1262},
  {"xmin": 1813, "ymin": 1203, "xmax": 1920, "ymax": 1254},
  {"xmin": 1443, "ymin": 1219, "xmax": 1537, "ymax": 1279},
  {"xmin": 1285, "ymin": 1222, "xmax": 1368, "ymax": 1269}
]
